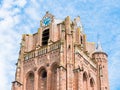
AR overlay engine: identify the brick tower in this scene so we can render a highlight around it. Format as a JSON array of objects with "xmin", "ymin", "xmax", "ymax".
[
  {"xmin": 92, "ymin": 41, "xmax": 110, "ymax": 90},
  {"xmin": 12, "ymin": 12, "xmax": 110, "ymax": 90}
]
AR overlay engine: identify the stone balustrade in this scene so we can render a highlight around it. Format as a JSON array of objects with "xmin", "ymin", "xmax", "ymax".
[{"xmin": 24, "ymin": 41, "xmax": 60, "ymax": 61}]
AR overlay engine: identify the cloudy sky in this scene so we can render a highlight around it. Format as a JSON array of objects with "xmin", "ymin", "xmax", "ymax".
[{"xmin": 0, "ymin": 0, "xmax": 120, "ymax": 90}]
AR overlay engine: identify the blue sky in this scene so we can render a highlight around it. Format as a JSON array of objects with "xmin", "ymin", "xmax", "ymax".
[{"xmin": 0, "ymin": 0, "xmax": 120, "ymax": 90}]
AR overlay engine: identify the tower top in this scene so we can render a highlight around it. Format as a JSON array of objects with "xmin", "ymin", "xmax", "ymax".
[
  {"xmin": 95, "ymin": 41, "xmax": 103, "ymax": 52},
  {"xmin": 93, "ymin": 34, "xmax": 108, "ymax": 57},
  {"xmin": 95, "ymin": 33, "xmax": 103, "ymax": 52}
]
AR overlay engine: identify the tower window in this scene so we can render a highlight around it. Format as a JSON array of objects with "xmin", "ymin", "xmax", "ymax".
[
  {"xmin": 42, "ymin": 29, "xmax": 49, "ymax": 46},
  {"xmin": 80, "ymin": 36, "xmax": 83, "ymax": 44},
  {"xmin": 29, "ymin": 73, "xmax": 34, "ymax": 82},
  {"xmin": 26, "ymin": 73, "xmax": 34, "ymax": 90},
  {"xmin": 90, "ymin": 78, "xmax": 95, "ymax": 90},
  {"xmin": 41, "ymin": 70, "xmax": 47, "ymax": 78},
  {"xmin": 38, "ymin": 69, "xmax": 47, "ymax": 90}
]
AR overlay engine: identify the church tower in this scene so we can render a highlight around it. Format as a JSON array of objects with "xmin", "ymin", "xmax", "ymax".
[
  {"xmin": 12, "ymin": 12, "xmax": 110, "ymax": 90},
  {"xmin": 92, "ymin": 41, "xmax": 110, "ymax": 90}
]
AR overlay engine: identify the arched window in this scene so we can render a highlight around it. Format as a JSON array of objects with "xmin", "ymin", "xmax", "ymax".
[
  {"xmin": 90, "ymin": 78, "xmax": 94, "ymax": 90},
  {"xmin": 83, "ymin": 72, "xmax": 88, "ymax": 90},
  {"xmin": 80, "ymin": 36, "xmax": 83, "ymax": 44},
  {"xmin": 38, "ymin": 69, "xmax": 47, "ymax": 90},
  {"xmin": 42, "ymin": 29, "xmax": 49, "ymax": 46},
  {"xmin": 51, "ymin": 64, "xmax": 58, "ymax": 90},
  {"xmin": 26, "ymin": 72, "xmax": 34, "ymax": 90}
]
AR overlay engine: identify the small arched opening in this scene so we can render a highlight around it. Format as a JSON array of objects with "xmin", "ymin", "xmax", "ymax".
[
  {"xmin": 26, "ymin": 72, "xmax": 34, "ymax": 90},
  {"xmin": 90, "ymin": 78, "xmax": 95, "ymax": 90},
  {"xmin": 38, "ymin": 68, "xmax": 47, "ymax": 90},
  {"xmin": 80, "ymin": 36, "xmax": 83, "ymax": 44},
  {"xmin": 83, "ymin": 72, "xmax": 88, "ymax": 90}
]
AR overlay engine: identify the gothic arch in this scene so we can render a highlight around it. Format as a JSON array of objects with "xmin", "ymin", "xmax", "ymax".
[
  {"xmin": 38, "ymin": 67, "xmax": 47, "ymax": 90},
  {"xmin": 51, "ymin": 63, "xmax": 58, "ymax": 90},
  {"xmin": 38, "ymin": 66, "xmax": 47, "ymax": 73},
  {"xmin": 83, "ymin": 72, "xmax": 88, "ymax": 90},
  {"xmin": 90, "ymin": 78, "xmax": 95, "ymax": 90},
  {"xmin": 26, "ymin": 71, "xmax": 34, "ymax": 90},
  {"xmin": 50, "ymin": 62, "xmax": 58, "ymax": 70}
]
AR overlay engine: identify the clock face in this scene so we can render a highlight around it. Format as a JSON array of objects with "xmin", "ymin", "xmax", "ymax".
[{"xmin": 43, "ymin": 17, "xmax": 51, "ymax": 26}]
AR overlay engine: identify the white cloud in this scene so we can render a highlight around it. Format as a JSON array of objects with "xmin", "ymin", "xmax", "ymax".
[
  {"xmin": 14, "ymin": 0, "xmax": 27, "ymax": 8},
  {"xmin": 0, "ymin": 0, "xmax": 29, "ymax": 90}
]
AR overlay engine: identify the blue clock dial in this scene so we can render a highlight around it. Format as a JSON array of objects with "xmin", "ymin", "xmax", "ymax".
[{"xmin": 43, "ymin": 17, "xmax": 51, "ymax": 26}]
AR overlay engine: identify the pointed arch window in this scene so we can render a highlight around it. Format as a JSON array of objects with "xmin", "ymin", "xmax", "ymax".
[
  {"xmin": 26, "ymin": 73, "xmax": 34, "ymax": 90},
  {"xmin": 90, "ymin": 78, "xmax": 95, "ymax": 90},
  {"xmin": 38, "ymin": 69, "xmax": 47, "ymax": 90},
  {"xmin": 83, "ymin": 72, "xmax": 88, "ymax": 90}
]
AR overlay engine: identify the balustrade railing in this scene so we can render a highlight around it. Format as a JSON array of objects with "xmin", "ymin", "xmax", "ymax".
[{"xmin": 24, "ymin": 41, "xmax": 60, "ymax": 60}]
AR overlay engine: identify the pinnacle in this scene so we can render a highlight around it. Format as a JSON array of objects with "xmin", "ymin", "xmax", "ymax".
[{"xmin": 95, "ymin": 41, "xmax": 103, "ymax": 52}]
